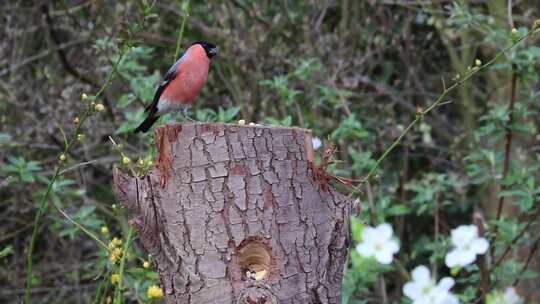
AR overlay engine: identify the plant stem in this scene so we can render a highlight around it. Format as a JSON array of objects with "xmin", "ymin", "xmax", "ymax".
[
  {"xmin": 24, "ymin": 165, "xmax": 62, "ymax": 304},
  {"xmin": 433, "ymin": 195, "xmax": 440, "ymax": 279},
  {"xmin": 492, "ymin": 208, "xmax": 540, "ymax": 269},
  {"xmin": 23, "ymin": 46, "xmax": 128, "ymax": 304},
  {"xmin": 114, "ymin": 226, "xmax": 135, "ymax": 304},
  {"xmin": 23, "ymin": 108, "xmax": 89, "ymax": 304},
  {"xmin": 348, "ymin": 30, "xmax": 533, "ymax": 197},
  {"xmin": 473, "ymin": 207, "xmax": 540, "ymax": 304},
  {"xmin": 513, "ymin": 235, "xmax": 540, "ymax": 286},
  {"xmin": 57, "ymin": 208, "xmax": 108, "ymax": 249},
  {"xmin": 495, "ymin": 71, "xmax": 518, "ymax": 221},
  {"xmin": 378, "ymin": 275, "xmax": 388, "ymax": 304},
  {"xmin": 174, "ymin": 0, "xmax": 191, "ymax": 63},
  {"xmin": 394, "ymin": 259, "xmax": 410, "ymax": 281}
]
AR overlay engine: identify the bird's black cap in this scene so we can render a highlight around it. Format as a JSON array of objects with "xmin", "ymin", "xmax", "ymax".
[{"xmin": 192, "ymin": 40, "xmax": 219, "ymax": 59}]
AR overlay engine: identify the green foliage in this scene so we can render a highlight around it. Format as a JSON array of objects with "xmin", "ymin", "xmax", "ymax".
[
  {"xmin": 195, "ymin": 106, "xmax": 241, "ymax": 122},
  {"xmin": 1, "ymin": 156, "xmax": 42, "ymax": 183}
]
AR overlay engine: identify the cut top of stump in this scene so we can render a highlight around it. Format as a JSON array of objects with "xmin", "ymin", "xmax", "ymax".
[{"xmin": 154, "ymin": 122, "xmax": 316, "ymax": 188}]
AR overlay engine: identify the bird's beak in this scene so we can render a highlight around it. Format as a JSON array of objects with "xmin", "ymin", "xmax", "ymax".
[{"xmin": 209, "ymin": 46, "xmax": 219, "ymax": 57}]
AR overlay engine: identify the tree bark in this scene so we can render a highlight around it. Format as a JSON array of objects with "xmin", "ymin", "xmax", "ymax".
[{"xmin": 113, "ymin": 123, "xmax": 352, "ymax": 304}]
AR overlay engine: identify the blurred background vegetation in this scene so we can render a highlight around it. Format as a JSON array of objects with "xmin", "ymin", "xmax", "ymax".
[{"xmin": 1, "ymin": 0, "xmax": 539, "ymax": 303}]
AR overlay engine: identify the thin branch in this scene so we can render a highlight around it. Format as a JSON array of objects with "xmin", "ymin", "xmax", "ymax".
[
  {"xmin": 57, "ymin": 208, "xmax": 108, "ymax": 249},
  {"xmin": 513, "ymin": 236, "xmax": 540, "ymax": 286},
  {"xmin": 173, "ymin": 0, "xmax": 191, "ymax": 63},
  {"xmin": 475, "ymin": 207, "xmax": 540, "ymax": 303},
  {"xmin": 492, "ymin": 208, "xmax": 540, "ymax": 269},
  {"xmin": 41, "ymin": 4, "xmax": 97, "ymax": 87},
  {"xmin": 113, "ymin": 227, "xmax": 135, "ymax": 304},
  {"xmin": 474, "ymin": 212, "xmax": 491, "ymax": 302},
  {"xmin": 24, "ymin": 36, "xmax": 131, "ymax": 304},
  {"xmin": 348, "ymin": 30, "xmax": 534, "ymax": 197},
  {"xmin": 495, "ymin": 71, "xmax": 518, "ymax": 221},
  {"xmin": 0, "ymin": 40, "xmax": 88, "ymax": 77},
  {"xmin": 378, "ymin": 275, "xmax": 388, "ymax": 304},
  {"xmin": 365, "ymin": 182, "xmax": 377, "ymax": 225},
  {"xmin": 433, "ymin": 195, "xmax": 440, "ymax": 279},
  {"xmin": 507, "ymin": 0, "xmax": 514, "ymax": 28}
]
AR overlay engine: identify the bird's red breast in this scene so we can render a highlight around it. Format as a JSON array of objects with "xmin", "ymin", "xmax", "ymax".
[{"xmin": 160, "ymin": 44, "xmax": 210, "ymax": 105}]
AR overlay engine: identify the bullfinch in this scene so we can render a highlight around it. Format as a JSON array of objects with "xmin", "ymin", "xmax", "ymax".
[{"xmin": 134, "ymin": 40, "xmax": 219, "ymax": 133}]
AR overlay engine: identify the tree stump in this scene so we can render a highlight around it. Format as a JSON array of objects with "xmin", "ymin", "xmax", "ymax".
[{"xmin": 113, "ymin": 123, "xmax": 352, "ymax": 304}]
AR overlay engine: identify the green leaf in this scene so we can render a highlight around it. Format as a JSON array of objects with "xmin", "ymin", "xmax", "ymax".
[
  {"xmin": 386, "ymin": 204, "xmax": 411, "ymax": 216},
  {"xmin": 0, "ymin": 245, "xmax": 13, "ymax": 258},
  {"xmin": 116, "ymin": 108, "xmax": 146, "ymax": 134},
  {"xmin": 117, "ymin": 93, "xmax": 136, "ymax": 108},
  {"xmin": 450, "ymin": 266, "xmax": 461, "ymax": 276},
  {"xmin": 217, "ymin": 106, "xmax": 241, "ymax": 122}
]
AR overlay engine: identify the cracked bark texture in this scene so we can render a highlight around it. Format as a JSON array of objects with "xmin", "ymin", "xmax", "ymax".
[{"xmin": 113, "ymin": 123, "xmax": 352, "ymax": 304}]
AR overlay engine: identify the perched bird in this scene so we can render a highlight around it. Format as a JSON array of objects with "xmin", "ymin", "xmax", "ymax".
[{"xmin": 134, "ymin": 40, "xmax": 219, "ymax": 133}]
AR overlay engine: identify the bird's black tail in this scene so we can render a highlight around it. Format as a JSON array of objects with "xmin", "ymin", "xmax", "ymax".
[{"xmin": 134, "ymin": 115, "xmax": 160, "ymax": 133}]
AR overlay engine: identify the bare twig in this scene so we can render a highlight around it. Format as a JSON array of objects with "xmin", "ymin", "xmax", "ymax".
[
  {"xmin": 348, "ymin": 30, "xmax": 534, "ymax": 197},
  {"xmin": 474, "ymin": 212, "xmax": 491, "ymax": 303},
  {"xmin": 0, "ymin": 40, "xmax": 88, "ymax": 77},
  {"xmin": 41, "ymin": 4, "xmax": 97, "ymax": 87},
  {"xmin": 378, "ymin": 275, "xmax": 388, "ymax": 304},
  {"xmin": 24, "ymin": 34, "xmax": 131, "ymax": 304},
  {"xmin": 113, "ymin": 227, "xmax": 135, "ymax": 304},
  {"xmin": 433, "ymin": 194, "xmax": 440, "ymax": 279},
  {"xmin": 513, "ymin": 236, "xmax": 540, "ymax": 286},
  {"xmin": 173, "ymin": 0, "xmax": 191, "ymax": 63},
  {"xmin": 495, "ymin": 71, "xmax": 518, "ymax": 221},
  {"xmin": 365, "ymin": 182, "xmax": 377, "ymax": 225},
  {"xmin": 507, "ymin": 0, "xmax": 514, "ymax": 28},
  {"xmin": 492, "ymin": 208, "xmax": 540, "ymax": 269}
]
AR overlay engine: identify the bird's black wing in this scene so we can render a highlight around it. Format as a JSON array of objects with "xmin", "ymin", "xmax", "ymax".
[{"xmin": 144, "ymin": 52, "xmax": 187, "ymax": 115}]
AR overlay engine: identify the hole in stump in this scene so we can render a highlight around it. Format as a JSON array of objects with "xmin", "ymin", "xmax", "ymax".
[{"xmin": 237, "ymin": 241, "xmax": 272, "ymax": 281}]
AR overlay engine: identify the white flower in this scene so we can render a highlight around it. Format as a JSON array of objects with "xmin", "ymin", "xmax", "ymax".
[
  {"xmin": 445, "ymin": 224, "xmax": 489, "ymax": 268},
  {"xmin": 503, "ymin": 287, "xmax": 521, "ymax": 304},
  {"xmin": 311, "ymin": 137, "xmax": 322, "ymax": 150},
  {"xmin": 403, "ymin": 265, "xmax": 460, "ymax": 304},
  {"xmin": 355, "ymin": 223, "xmax": 399, "ymax": 264},
  {"xmin": 488, "ymin": 287, "xmax": 522, "ymax": 304}
]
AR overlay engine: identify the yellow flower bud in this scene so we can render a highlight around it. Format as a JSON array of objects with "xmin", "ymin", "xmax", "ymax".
[
  {"xmin": 147, "ymin": 285, "xmax": 163, "ymax": 299},
  {"xmin": 138, "ymin": 159, "xmax": 145, "ymax": 166},
  {"xmin": 122, "ymin": 156, "xmax": 131, "ymax": 165},
  {"xmin": 101, "ymin": 226, "xmax": 109, "ymax": 235},
  {"xmin": 113, "ymin": 247, "xmax": 123, "ymax": 258},
  {"xmin": 238, "ymin": 119, "xmax": 246, "ymax": 125},
  {"xmin": 94, "ymin": 103, "xmax": 105, "ymax": 112},
  {"xmin": 415, "ymin": 106, "xmax": 424, "ymax": 117},
  {"xmin": 511, "ymin": 28, "xmax": 518, "ymax": 35},
  {"xmin": 59, "ymin": 154, "xmax": 66, "ymax": 161},
  {"xmin": 533, "ymin": 20, "xmax": 540, "ymax": 31},
  {"xmin": 111, "ymin": 273, "xmax": 120, "ymax": 284},
  {"xmin": 109, "ymin": 254, "xmax": 118, "ymax": 263},
  {"xmin": 112, "ymin": 237, "xmax": 123, "ymax": 247},
  {"xmin": 475, "ymin": 59, "xmax": 482, "ymax": 66},
  {"xmin": 82, "ymin": 93, "xmax": 88, "ymax": 100},
  {"xmin": 143, "ymin": 261, "xmax": 150, "ymax": 269}
]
